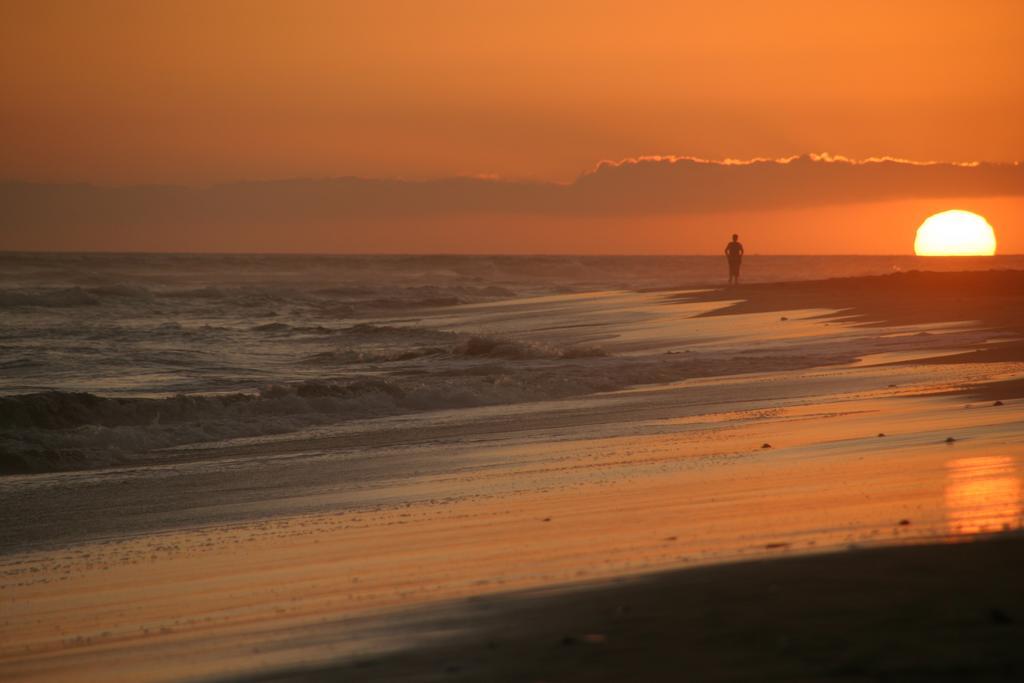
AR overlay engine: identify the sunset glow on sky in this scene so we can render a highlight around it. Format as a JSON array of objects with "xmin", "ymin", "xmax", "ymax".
[{"xmin": 1, "ymin": 1, "xmax": 1022, "ymax": 253}]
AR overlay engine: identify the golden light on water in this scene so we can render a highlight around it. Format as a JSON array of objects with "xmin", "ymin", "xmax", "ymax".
[
  {"xmin": 914, "ymin": 210, "xmax": 997, "ymax": 256},
  {"xmin": 945, "ymin": 456, "xmax": 1022, "ymax": 535}
]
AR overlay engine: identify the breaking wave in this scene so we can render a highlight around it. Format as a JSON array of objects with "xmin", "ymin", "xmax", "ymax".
[
  {"xmin": 0, "ymin": 350, "xmax": 843, "ymax": 475},
  {"xmin": 456, "ymin": 335, "xmax": 607, "ymax": 360},
  {"xmin": 0, "ymin": 288, "xmax": 101, "ymax": 308}
]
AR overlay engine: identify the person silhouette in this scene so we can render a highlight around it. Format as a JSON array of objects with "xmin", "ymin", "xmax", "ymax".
[{"xmin": 725, "ymin": 234, "xmax": 744, "ymax": 285}]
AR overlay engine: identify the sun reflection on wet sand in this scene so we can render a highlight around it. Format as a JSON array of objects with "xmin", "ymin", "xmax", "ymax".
[{"xmin": 945, "ymin": 456, "xmax": 1022, "ymax": 535}]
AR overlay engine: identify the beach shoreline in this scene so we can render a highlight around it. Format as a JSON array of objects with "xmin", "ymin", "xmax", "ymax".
[{"xmin": 2, "ymin": 269, "xmax": 1023, "ymax": 682}]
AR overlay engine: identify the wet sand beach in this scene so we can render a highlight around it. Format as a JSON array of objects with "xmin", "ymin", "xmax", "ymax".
[{"xmin": 2, "ymin": 270, "xmax": 1023, "ymax": 682}]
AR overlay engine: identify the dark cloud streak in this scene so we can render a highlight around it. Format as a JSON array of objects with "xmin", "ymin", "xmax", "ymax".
[
  {"xmin": 571, "ymin": 155, "xmax": 1023, "ymax": 214},
  {"xmin": 2, "ymin": 156, "xmax": 1022, "ymax": 238}
]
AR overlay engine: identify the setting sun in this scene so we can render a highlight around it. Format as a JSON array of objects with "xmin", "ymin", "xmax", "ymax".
[{"xmin": 914, "ymin": 210, "xmax": 997, "ymax": 256}]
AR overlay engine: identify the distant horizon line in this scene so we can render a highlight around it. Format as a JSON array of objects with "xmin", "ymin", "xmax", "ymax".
[{"xmin": 2, "ymin": 249, "xmax": 1021, "ymax": 258}]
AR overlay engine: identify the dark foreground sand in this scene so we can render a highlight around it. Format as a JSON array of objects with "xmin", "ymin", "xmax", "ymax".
[{"xmin": 262, "ymin": 534, "xmax": 1024, "ymax": 683}]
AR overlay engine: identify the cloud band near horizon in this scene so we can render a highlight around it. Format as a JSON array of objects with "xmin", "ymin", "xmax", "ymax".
[{"xmin": 2, "ymin": 155, "xmax": 1022, "ymax": 237}]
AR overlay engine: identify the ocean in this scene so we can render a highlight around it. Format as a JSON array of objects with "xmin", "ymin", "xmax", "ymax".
[{"xmin": 1, "ymin": 252, "xmax": 1020, "ymax": 473}]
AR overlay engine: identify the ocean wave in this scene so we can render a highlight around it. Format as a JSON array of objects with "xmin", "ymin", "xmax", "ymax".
[
  {"xmin": 0, "ymin": 277, "xmax": 516, "ymax": 321},
  {"xmin": 0, "ymin": 288, "xmax": 100, "ymax": 308},
  {"xmin": 252, "ymin": 322, "xmax": 337, "ymax": 335},
  {"xmin": 158, "ymin": 286, "xmax": 233, "ymax": 299},
  {"xmin": 85, "ymin": 284, "xmax": 154, "ymax": 299},
  {"xmin": 252, "ymin": 322, "xmax": 292, "ymax": 333},
  {"xmin": 300, "ymin": 348, "xmax": 447, "ymax": 365},
  {"xmin": 456, "ymin": 335, "xmax": 607, "ymax": 360},
  {"xmin": 0, "ymin": 350, "xmax": 843, "ymax": 475},
  {"xmin": 336, "ymin": 323, "xmax": 460, "ymax": 344},
  {"xmin": 297, "ymin": 329, "xmax": 606, "ymax": 365},
  {"xmin": 363, "ymin": 296, "xmax": 465, "ymax": 309},
  {"xmin": 0, "ymin": 382, "xmax": 408, "ymax": 474},
  {"xmin": 0, "ymin": 284, "xmax": 159, "ymax": 308},
  {"xmin": 0, "ymin": 356, "xmax": 44, "ymax": 370}
]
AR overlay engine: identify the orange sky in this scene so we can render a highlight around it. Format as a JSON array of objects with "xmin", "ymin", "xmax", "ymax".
[
  {"xmin": 1, "ymin": 1, "xmax": 1022, "ymax": 253},
  {"xmin": 3, "ymin": 1, "xmax": 1023, "ymax": 183}
]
